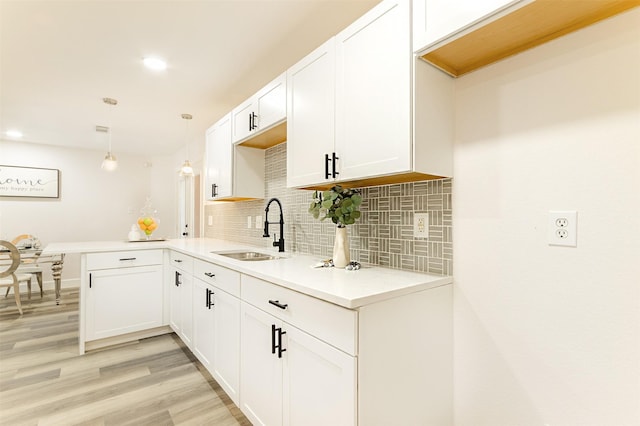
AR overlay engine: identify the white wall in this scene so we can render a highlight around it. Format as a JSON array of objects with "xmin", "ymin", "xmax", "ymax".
[
  {"xmin": 452, "ymin": 9, "xmax": 639, "ymax": 425},
  {"xmin": 0, "ymin": 140, "xmax": 176, "ymax": 284}
]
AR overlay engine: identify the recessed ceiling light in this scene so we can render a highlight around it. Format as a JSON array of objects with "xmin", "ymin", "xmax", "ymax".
[
  {"xmin": 143, "ymin": 57, "xmax": 167, "ymax": 71},
  {"xmin": 6, "ymin": 129, "xmax": 23, "ymax": 138}
]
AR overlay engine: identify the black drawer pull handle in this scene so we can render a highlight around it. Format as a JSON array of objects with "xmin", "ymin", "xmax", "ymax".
[
  {"xmin": 204, "ymin": 272, "xmax": 215, "ymax": 278},
  {"xmin": 119, "ymin": 257, "xmax": 136, "ymax": 261},
  {"xmin": 268, "ymin": 300, "xmax": 288, "ymax": 310},
  {"xmin": 173, "ymin": 259, "xmax": 182, "ymax": 263}
]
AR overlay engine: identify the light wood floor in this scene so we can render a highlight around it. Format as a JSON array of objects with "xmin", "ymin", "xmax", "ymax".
[{"xmin": 0, "ymin": 287, "xmax": 251, "ymax": 426}]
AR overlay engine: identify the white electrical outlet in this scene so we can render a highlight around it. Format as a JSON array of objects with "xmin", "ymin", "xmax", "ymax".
[
  {"xmin": 255, "ymin": 215, "xmax": 262, "ymax": 229},
  {"xmin": 548, "ymin": 210, "xmax": 577, "ymax": 247},
  {"xmin": 247, "ymin": 216, "xmax": 252, "ymax": 229},
  {"xmin": 207, "ymin": 215, "xmax": 213, "ymax": 226},
  {"xmin": 414, "ymin": 213, "xmax": 429, "ymax": 239}
]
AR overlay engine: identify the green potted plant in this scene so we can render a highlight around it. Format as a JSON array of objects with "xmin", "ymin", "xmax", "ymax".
[{"xmin": 309, "ymin": 185, "xmax": 362, "ymax": 267}]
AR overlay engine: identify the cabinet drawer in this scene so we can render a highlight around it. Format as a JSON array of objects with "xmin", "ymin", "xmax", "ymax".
[
  {"xmin": 241, "ymin": 275, "xmax": 357, "ymax": 355},
  {"xmin": 193, "ymin": 259, "xmax": 240, "ymax": 297},
  {"xmin": 169, "ymin": 251, "xmax": 193, "ymax": 274},
  {"xmin": 86, "ymin": 249, "xmax": 163, "ymax": 270}
]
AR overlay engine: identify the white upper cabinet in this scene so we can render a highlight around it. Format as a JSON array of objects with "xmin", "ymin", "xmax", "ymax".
[
  {"xmin": 412, "ymin": 0, "xmax": 521, "ymax": 52},
  {"xmin": 286, "ymin": 38, "xmax": 336, "ymax": 188},
  {"xmin": 286, "ymin": 0, "xmax": 453, "ymax": 189},
  {"xmin": 205, "ymin": 113, "xmax": 264, "ymax": 201},
  {"xmin": 232, "ymin": 72, "xmax": 286, "ymax": 146},
  {"xmin": 206, "ymin": 114, "xmax": 233, "ymax": 199},
  {"xmin": 335, "ymin": 0, "xmax": 412, "ymax": 182}
]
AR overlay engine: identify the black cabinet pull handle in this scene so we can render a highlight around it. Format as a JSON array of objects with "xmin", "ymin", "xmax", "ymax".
[
  {"xmin": 249, "ymin": 112, "xmax": 253, "ymax": 132},
  {"xmin": 278, "ymin": 328, "xmax": 287, "ymax": 358},
  {"xmin": 268, "ymin": 299, "xmax": 288, "ymax": 310},
  {"xmin": 271, "ymin": 324, "xmax": 277, "ymax": 355},
  {"xmin": 174, "ymin": 259, "xmax": 182, "ymax": 263},
  {"xmin": 212, "ymin": 183, "xmax": 218, "ymax": 198},
  {"xmin": 175, "ymin": 271, "xmax": 181, "ymax": 287},
  {"xmin": 89, "ymin": 273, "xmax": 92, "ymax": 289},
  {"xmin": 119, "ymin": 257, "xmax": 136, "ymax": 261},
  {"xmin": 332, "ymin": 152, "xmax": 339, "ymax": 178},
  {"xmin": 251, "ymin": 112, "xmax": 258, "ymax": 130},
  {"xmin": 271, "ymin": 325, "xmax": 286, "ymax": 358},
  {"xmin": 324, "ymin": 153, "xmax": 330, "ymax": 179},
  {"xmin": 206, "ymin": 288, "xmax": 214, "ymax": 309},
  {"xmin": 204, "ymin": 272, "xmax": 215, "ymax": 278}
]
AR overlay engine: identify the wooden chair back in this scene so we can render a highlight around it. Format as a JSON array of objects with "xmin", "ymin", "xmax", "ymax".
[{"xmin": 0, "ymin": 240, "xmax": 21, "ymax": 279}]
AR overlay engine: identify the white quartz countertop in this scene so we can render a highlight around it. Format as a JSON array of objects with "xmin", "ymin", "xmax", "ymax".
[{"xmin": 43, "ymin": 238, "xmax": 452, "ymax": 309}]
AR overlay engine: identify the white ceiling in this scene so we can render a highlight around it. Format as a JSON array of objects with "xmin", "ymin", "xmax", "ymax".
[{"xmin": 0, "ymin": 0, "xmax": 377, "ymax": 156}]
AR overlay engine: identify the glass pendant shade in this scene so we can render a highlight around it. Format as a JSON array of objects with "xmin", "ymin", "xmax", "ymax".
[
  {"xmin": 101, "ymin": 152, "xmax": 118, "ymax": 171},
  {"xmin": 179, "ymin": 159, "xmax": 193, "ymax": 176}
]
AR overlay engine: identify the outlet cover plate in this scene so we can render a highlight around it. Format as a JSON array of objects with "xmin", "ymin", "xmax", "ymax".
[
  {"xmin": 414, "ymin": 213, "xmax": 429, "ymax": 239},
  {"xmin": 548, "ymin": 210, "xmax": 577, "ymax": 247}
]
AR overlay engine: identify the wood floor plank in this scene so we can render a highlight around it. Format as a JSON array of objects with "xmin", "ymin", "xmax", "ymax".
[{"xmin": 0, "ymin": 288, "xmax": 251, "ymax": 426}]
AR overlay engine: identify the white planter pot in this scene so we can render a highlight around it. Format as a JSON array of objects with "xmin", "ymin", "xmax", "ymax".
[{"xmin": 333, "ymin": 226, "xmax": 350, "ymax": 268}]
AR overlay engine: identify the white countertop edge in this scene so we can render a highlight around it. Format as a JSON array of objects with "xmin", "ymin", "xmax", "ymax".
[{"xmin": 43, "ymin": 238, "xmax": 453, "ymax": 309}]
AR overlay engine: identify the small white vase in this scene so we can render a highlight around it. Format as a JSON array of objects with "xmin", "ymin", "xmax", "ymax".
[{"xmin": 333, "ymin": 226, "xmax": 350, "ymax": 268}]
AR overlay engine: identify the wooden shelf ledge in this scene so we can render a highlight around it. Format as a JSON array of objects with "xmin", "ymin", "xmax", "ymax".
[
  {"xmin": 237, "ymin": 120, "xmax": 287, "ymax": 149},
  {"xmin": 420, "ymin": 0, "xmax": 640, "ymax": 77}
]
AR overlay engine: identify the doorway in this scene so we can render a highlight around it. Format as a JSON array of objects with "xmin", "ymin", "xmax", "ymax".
[{"xmin": 177, "ymin": 174, "xmax": 201, "ymax": 238}]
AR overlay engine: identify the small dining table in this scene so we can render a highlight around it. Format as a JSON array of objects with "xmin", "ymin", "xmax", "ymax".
[{"xmin": 18, "ymin": 247, "xmax": 65, "ymax": 305}]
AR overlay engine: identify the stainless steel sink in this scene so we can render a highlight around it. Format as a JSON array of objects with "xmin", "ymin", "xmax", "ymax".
[{"xmin": 213, "ymin": 250, "xmax": 282, "ymax": 261}]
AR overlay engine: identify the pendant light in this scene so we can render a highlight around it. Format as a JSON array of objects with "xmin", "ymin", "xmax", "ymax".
[
  {"xmin": 101, "ymin": 97, "xmax": 118, "ymax": 171},
  {"xmin": 179, "ymin": 113, "xmax": 194, "ymax": 177}
]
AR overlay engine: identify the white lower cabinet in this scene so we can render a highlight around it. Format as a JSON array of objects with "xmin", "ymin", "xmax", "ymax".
[
  {"xmin": 240, "ymin": 302, "xmax": 284, "ymax": 426},
  {"xmin": 192, "ymin": 277, "xmax": 215, "ymax": 369},
  {"xmin": 86, "ymin": 264, "xmax": 163, "ymax": 341},
  {"xmin": 283, "ymin": 325, "xmax": 356, "ymax": 426},
  {"xmin": 241, "ymin": 302, "xmax": 356, "ymax": 426},
  {"xmin": 83, "ymin": 249, "xmax": 164, "ymax": 352},
  {"xmin": 240, "ymin": 276, "xmax": 357, "ymax": 426},
  {"xmin": 168, "ymin": 251, "xmax": 194, "ymax": 348},
  {"xmin": 192, "ymin": 276, "xmax": 241, "ymax": 406}
]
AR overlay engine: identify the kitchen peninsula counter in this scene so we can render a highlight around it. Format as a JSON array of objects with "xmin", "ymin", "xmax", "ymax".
[{"xmin": 43, "ymin": 238, "xmax": 452, "ymax": 309}]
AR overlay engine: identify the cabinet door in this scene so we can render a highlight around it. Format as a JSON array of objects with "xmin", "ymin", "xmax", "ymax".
[
  {"xmin": 169, "ymin": 267, "xmax": 193, "ymax": 347},
  {"xmin": 413, "ymin": 0, "xmax": 521, "ymax": 51},
  {"xmin": 86, "ymin": 265, "xmax": 163, "ymax": 341},
  {"xmin": 169, "ymin": 268, "xmax": 182, "ymax": 334},
  {"xmin": 286, "ymin": 38, "xmax": 336, "ymax": 188},
  {"xmin": 205, "ymin": 113, "xmax": 233, "ymax": 200},
  {"xmin": 240, "ymin": 302, "xmax": 283, "ymax": 426},
  {"xmin": 232, "ymin": 99, "xmax": 254, "ymax": 143},
  {"xmin": 255, "ymin": 72, "xmax": 286, "ymax": 132},
  {"xmin": 283, "ymin": 325, "xmax": 356, "ymax": 426},
  {"xmin": 212, "ymin": 288, "xmax": 241, "ymax": 406},
  {"xmin": 192, "ymin": 278, "xmax": 215, "ymax": 370},
  {"xmin": 179, "ymin": 271, "xmax": 193, "ymax": 347},
  {"xmin": 335, "ymin": 0, "xmax": 411, "ymax": 181}
]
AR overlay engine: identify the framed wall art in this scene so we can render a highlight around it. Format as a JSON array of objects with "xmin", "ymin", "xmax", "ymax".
[{"xmin": 0, "ymin": 165, "xmax": 60, "ymax": 198}]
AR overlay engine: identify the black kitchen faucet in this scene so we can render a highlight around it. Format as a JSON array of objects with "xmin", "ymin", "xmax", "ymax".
[{"xmin": 263, "ymin": 197, "xmax": 285, "ymax": 252}]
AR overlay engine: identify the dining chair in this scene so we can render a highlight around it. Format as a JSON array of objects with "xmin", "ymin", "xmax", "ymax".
[
  {"xmin": 0, "ymin": 240, "xmax": 33, "ymax": 315},
  {"xmin": 4, "ymin": 234, "xmax": 43, "ymax": 299}
]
